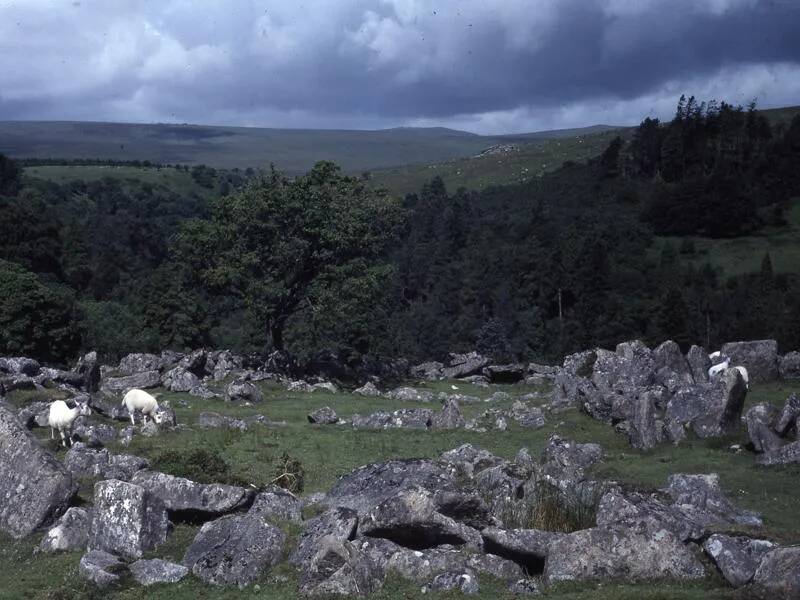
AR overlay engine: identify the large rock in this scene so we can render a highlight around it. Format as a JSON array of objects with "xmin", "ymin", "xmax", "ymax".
[
  {"xmin": 744, "ymin": 403, "xmax": 783, "ymax": 453},
  {"xmin": 118, "ymin": 353, "xmax": 162, "ymax": 375},
  {"xmin": 290, "ymin": 507, "xmax": 359, "ymax": 566},
  {"xmin": 212, "ymin": 350, "xmax": 243, "ymax": 381},
  {"xmin": 248, "ymin": 485, "xmax": 302, "ymax": 522},
  {"xmin": 481, "ymin": 527, "xmax": 563, "ymax": 573},
  {"xmin": 591, "ymin": 341, "xmax": 656, "ymax": 391},
  {"xmin": 751, "ymin": 546, "xmax": 800, "ymax": 597},
  {"xmin": 387, "ymin": 408, "xmax": 433, "ymax": 429},
  {"xmin": 775, "ymin": 392, "xmax": 800, "ymax": 436},
  {"xmin": 665, "ymin": 473, "xmax": 762, "ymax": 528},
  {"xmin": 667, "ymin": 369, "xmax": 748, "ymax": 439},
  {"xmin": 386, "ymin": 387, "xmax": 435, "ymax": 403},
  {"xmin": 539, "ymin": 434, "xmax": 603, "ymax": 485},
  {"xmin": 74, "ymin": 351, "xmax": 101, "ymax": 392},
  {"xmin": 439, "ymin": 444, "xmax": 505, "ymax": 479},
  {"xmin": 597, "ymin": 488, "xmax": 705, "ymax": 542},
  {"xmin": 756, "ymin": 441, "xmax": 800, "ymax": 466},
  {"xmin": 161, "ymin": 366, "xmax": 201, "ymax": 392},
  {"xmin": 703, "ymin": 534, "xmax": 775, "ymax": 588},
  {"xmin": 198, "ymin": 411, "xmax": 248, "ymax": 431},
  {"xmin": 308, "ymin": 406, "xmax": 338, "ymax": 425},
  {"xmin": 225, "ymin": 380, "xmax": 263, "ymax": 403},
  {"xmin": 358, "ymin": 487, "xmax": 482, "ymax": 551},
  {"xmin": 543, "ymin": 520, "xmax": 705, "ymax": 584},
  {"xmin": 323, "ymin": 459, "xmax": 457, "ymax": 516},
  {"xmin": 778, "ymin": 351, "xmax": 800, "ymax": 380},
  {"xmin": 79, "ymin": 550, "xmax": 126, "ymax": 588},
  {"xmin": 100, "ymin": 370, "xmax": 161, "ymax": 395},
  {"xmin": 432, "ymin": 398, "xmax": 465, "ymax": 430},
  {"xmin": 184, "ymin": 514, "xmax": 285, "ymax": 586},
  {"xmin": 39, "ymin": 507, "xmax": 91, "ymax": 552},
  {"xmin": 0, "ymin": 403, "xmax": 77, "ymax": 538},
  {"xmin": 720, "ymin": 339, "xmax": 779, "ymax": 383},
  {"xmin": 628, "ymin": 389, "xmax": 660, "ymax": 450},
  {"xmin": 686, "ymin": 345, "xmax": 711, "ymax": 383},
  {"xmin": 130, "ymin": 470, "xmax": 253, "ymax": 516},
  {"xmin": 353, "ymin": 382, "xmax": 381, "ymax": 397},
  {"xmin": 410, "ymin": 361, "xmax": 444, "ymax": 380},
  {"xmin": 89, "ymin": 479, "xmax": 170, "ymax": 559},
  {"xmin": 16, "ymin": 401, "xmax": 51, "ymax": 429},
  {"xmin": 130, "ymin": 558, "xmax": 189, "ymax": 586},
  {"xmin": 299, "ymin": 537, "xmax": 383, "ymax": 597},
  {"xmin": 653, "ymin": 341, "xmax": 692, "ymax": 382},
  {"xmin": 509, "ymin": 401, "xmax": 546, "ymax": 429},
  {"xmin": 442, "ymin": 352, "xmax": 491, "ymax": 379},
  {"xmin": 0, "ymin": 356, "xmax": 41, "ymax": 376}
]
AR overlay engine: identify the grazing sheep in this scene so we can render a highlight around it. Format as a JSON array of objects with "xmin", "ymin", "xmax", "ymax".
[
  {"xmin": 708, "ymin": 359, "xmax": 731, "ymax": 378},
  {"xmin": 121, "ymin": 388, "xmax": 163, "ymax": 426},
  {"xmin": 709, "ymin": 350, "xmax": 722, "ymax": 361},
  {"xmin": 48, "ymin": 400, "xmax": 91, "ymax": 447}
]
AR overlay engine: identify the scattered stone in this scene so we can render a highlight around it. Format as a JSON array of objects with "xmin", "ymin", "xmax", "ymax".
[
  {"xmin": 39, "ymin": 507, "xmax": 91, "ymax": 552},
  {"xmin": 387, "ymin": 387, "xmax": 435, "ymax": 403},
  {"xmin": 354, "ymin": 382, "xmax": 381, "ymax": 396},
  {"xmin": 428, "ymin": 568, "xmax": 479, "ymax": 594},
  {"xmin": 198, "ymin": 411, "xmax": 248, "ymax": 431},
  {"xmin": 89, "ymin": 479, "xmax": 170, "ymax": 559},
  {"xmin": 410, "ymin": 361, "xmax": 444, "ymax": 380},
  {"xmin": 184, "ymin": 514, "xmax": 285, "ymax": 587},
  {"xmin": 249, "ymin": 485, "xmax": 303, "ymax": 523},
  {"xmin": 751, "ymin": 546, "xmax": 800, "ymax": 598},
  {"xmin": 118, "ymin": 353, "xmax": 162, "ymax": 375},
  {"xmin": 0, "ymin": 403, "xmax": 77, "ymax": 538},
  {"xmin": 161, "ymin": 366, "xmax": 201, "ymax": 392},
  {"xmin": 130, "ymin": 558, "xmax": 189, "ymax": 586},
  {"xmin": 509, "ymin": 401, "xmax": 546, "ymax": 429},
  {"xmin": 703, "ymin": 534, "xmax": 775, "ymax": 587},
  {"xmin": 745, "ymin": 403, "xmax": 783, "ymax": 453},
  {"xmin": 299, "ymin": 537, "xmax": 383, "ymax": 597},
  {"xmin": 130, "ymin": 470, "xmax": 253, "ymax": 516},
  {"xmin": 432, "ymin": 398, "xmax": 465, "ymax": 429},
  {"xmin": 79, "ymin": 549, "xmax": 126, "ymax": 588},
  {"xmin": 308, "ymin": 406, "xmax": 338, "ymax": 425},
  {"xmin": 225, "ymin": 380, "xmax": 263, "ymax": 403},
  {"xmin": 442, "ymin": 352, "xmax": 491, "ymax": 379}
]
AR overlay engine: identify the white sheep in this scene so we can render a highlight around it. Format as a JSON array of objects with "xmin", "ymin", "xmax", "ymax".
[
  {"xmin": 709, "ymin": 350, "xmax": 722, "ymax": 361},
  {"xmin": 731, "ymin": 365, "xmax": 750, "ymax": 389},
  {"xmin": 121, "ymin": 388, "xmax": 164, "ymax": 426},
  {"xmin": 708, "ymin": 359, "xmax": 730, "ymax": 378},
  {"xmin": 48, "ymin": 399, "xmax": 91, "ymax": 448}
]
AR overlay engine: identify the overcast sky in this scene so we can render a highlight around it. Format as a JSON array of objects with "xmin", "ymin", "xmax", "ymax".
[{"xmin": 1, "ymin": 0, "xmax": 799, "ymax": 134}]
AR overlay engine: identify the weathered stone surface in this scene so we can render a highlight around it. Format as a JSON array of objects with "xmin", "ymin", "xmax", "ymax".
[
  {"xmin": 100, "ymin": 370, "xmax": 161, "ymax": 395},
  {"xmin": 308, "ymin": 406, "xmax": 338, "ymax": 424},
  {"xmin": 410, "ymin": 361, "xmax": 444, "ymax": 380},
  {"xmin": 745, "ymin": 403, "xmax": 783, "ymax": 453},
  {"xmin": 429, "ymin": 568, "xmax": 480, "ymax": 594},
  {"xmin": 442, "ymin": 352, "xmax": 491, "ymax": 379},
  {"xmin": 628, "ymin": 389, "xmax": 660, "ymax": 450},
  {"xmin": 482, "ymin": 527, "xmax": 563, "ymax": 572},
  {"xmin": 89, "ymin": 479, "xmax": 170, "ymax": 559},
  {"xmin": 0, "ymin": 403, "xmax": 77, "ymax": 538},
  {"xmin": 248, "ymin": 485, "xmax": 302, "ymax": 523},
  {"xmin": 387, "ymin": 408, "xmax": 433, "ymax": 429},
  {"xmin": 118, "ymin": 353, "xmax": 162, "ymax": 375},
  {"xmin": 225, "ymin": 380, "xmax": 263, "ymax": 403},
  {"xmin": 350, "ymin": 412, "xmax": 392, "ymax": 429},
  {"xmin": 178, "ymin": 349, "xmax": 207, "ymax": 376},
  {"xmin": 130, "ymin": 558, "xmax": 189, "ymax": 586},
  {"xmin": 720, "ymin": 339, "xmax": 779, "ymax": 383},
  {"xmin": 751, "ymin": 546, "xmax": 800, "ymax": 597},
  {"xmin": 703, "ymin": 534, "xmax": 775, "ymax": 588},
  {"xmin": 72, "ymin": 420, "xmax": 118, "ymax": 447},
  {"xmin": 439, "ymin": 444, "xmax": 505, "ymax": 478},
  {"xmin": 686, "ymin": 345, "xmax": 711, "ymax": 383},
  {"xmin": 543, "ymin": 520, "xmax": 705, "ymax": 584},
  {"xmin": 509, "ymin": 401, "xmax": 546, "ymax": 429},
  {"xmin": 597, "ymin": 488, "xmax": 704, "ymax": 542},
  {"xmin": 484, "ymin": 364, "xmax": 526, "ymax": 384},
  {"xmin": 666, "ymin": 473, "xmax": 762, "ymax": 528},
  {"xmin": 775, "ymin": 392, "xmax": 800, "ymax": 436},
  {"xmin": 666, "ymin": 370, "xmax": 748, "ymax": 439},
  {"xmin": 387, "ymin": 387, "xmax": 435, "ymax": 403},
  {"xmin": 299, "ymin": 537, "xmax": 383, "ymax": 597},
  {"xmin": 79, "ymin": 550, "xmax": 126, "ymax": 588},
  {"xmin": 432, "ymin": 398, "xmax": 465, "ymax": 430},
  {"xmin": 358, "ymin": 487, "xmax": 482, "ymax": 551},
  {"xmin": 211, "ymin": 350, "xmax": 243, "ymax": 381},
  {"xmin": 353, "ymin": 382, "xmax": 381, "ymax": 396},
  {"xmin": 65, "ymin": 442, "xmax": 149, "ymax": 480},
  {"xmin": 130, "ymin": 470, "xmax": 253, "ymax": 516},
  {"xmin": 592, "ymin": 341, "xmax": 656, "ymax": 391},
  {"xmin": 290, "ymin": 507, "xmax": 359, "ymax": 566},
  {"xmin": 540, "ymin": 434, "xmax": 602, "ymax": 485},
  {"xmin": 161, "ymin": 366, "xmax": 201, "ymax": 393},
  {"xmin": 0, "ymin": 357, "xmax": 41, "ymax": 376},
  {"xmin": 654, "ymin": 341, "xmax": 692, "ymax": 380},
  {"xmin": 39, "ymin": 507, "xmax": 91, "ymax": 552},
  {"xmin": 756, "ymin": 441, "xmax": 800, "ymax": 465},
  {"xmin": 198, "ymin": 411, "xmax": 248, "ymax": 431},
  {"xmin": 75, "ymin": 351, "xmax": 101, "ymax": 392},
  {"xmin": 778, "ymin": 351, "xmax": 800, "ymax": 380},
  {"xmin": 184, "ymin": 514, "xmax": 285, "ymax": 586},
  {"xmin": 16, "ymin": 401, "xmax": 51, "ymax": 429},
  {"xmin": 323, "ymin": 459, "xmax": 456, "ymax": 516}
]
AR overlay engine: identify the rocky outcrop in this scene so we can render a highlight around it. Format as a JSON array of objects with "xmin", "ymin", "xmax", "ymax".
[
  {"xmin": 130, "ymin": 470, "xmax": 253, "ymax": 517},
  {"xmin": 703, "ymin": 534, "xmax": 775, "ymax": 587},
  {"xmin": 130, "ymin": 558, "xmax": 189, "ymax": 586},
  {"xmin": 100, "ymin": 370, "xmax": 161, "ymax": 395},
  {"xmin": 89, "ymin": 479, "xmax": 170, "ymax": 559},
  {"xmin": 751, "ymin": 546, "xmax": 800, "ymax": 597},
  {"xmin": 290, "ymin": 507, "xmax": 359, "ymax": 566},
  {"xmin": 248, "ymin": 485, "xmax": 302, "ymax": 523},
  {"xmin": 184, "ymin": 514, "xmax": 285, "ymax": 586},
  {"xmin": 354, "ymin": 382, "xmax": 382, "ymax": 396},
  {"xmin": 441, "ymin": 352, "xmax": 491, "ymax": 379},
  {"xmin": 744, "ymin": 403, "xmax": 783, "ymax": 453},
  {"xmin": 720, "ymin": 339, "xmax": 779, "ymax": 383},
  {"xmin": 308, "ymin": 406, "xmax": 339, "ymax": 424},
  {"xmin": 225, "ymin": 380, "xmax": 263, "ymax": 403},
  {"xmin": 38, "ymin": 507, "xmax": 91, "ymax": 552},
  {"xmin": 161, "ymin": 366, "xmax": 201, "ymax": 392},
  {"xmin": 79, "ymin": 550, "xmax": 126, "ymax": 588},
  {"xmin": 299, "ymin": 537, "xmax": 383, "ymax": 597},
  {"xmin": 198, "ymin": 411, "xmax": 248, "ymax": 431},
  {"xmin": 0, "ymin": 403, "xmax": 76, "ymax": 538},
  {"xmin": 64, "ymin": 442, "xmax": 149, "ymax": 480},
  {"xmin": 118, "ymin": 353, "xmax": 162, "ymax": 375}
]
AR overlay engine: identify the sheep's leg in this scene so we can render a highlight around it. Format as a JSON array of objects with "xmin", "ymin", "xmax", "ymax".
[
  {"xmin": 59, "ymin": 429, "xmax": 67, "ymax": 448},
  {"xmin": 51, "ymin": 428, "xmax": 55, "ymax": 440},
  {"xmin": 130, "ymin": 411, "xmax": 135, "ymax": 426}
]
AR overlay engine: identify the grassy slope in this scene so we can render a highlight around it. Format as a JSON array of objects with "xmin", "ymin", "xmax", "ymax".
[
  {"xmin": 1, "ymin": 378, "xmax": 798, "ymax": 599},
  {"xmin": 23, "ymin": 165, "xmax": 218, "ymax": 200}
]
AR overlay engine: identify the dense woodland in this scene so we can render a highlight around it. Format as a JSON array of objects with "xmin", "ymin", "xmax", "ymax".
[{"xmin": 1, "ymin": 97, "xmax": 800, "ymax": 368}]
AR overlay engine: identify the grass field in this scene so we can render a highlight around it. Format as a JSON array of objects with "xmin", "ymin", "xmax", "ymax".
[
  {"xmin": 1, "ymin": 376, "xmax": 798, "ymax": 599},
  {"xmin": 654, "ymin": 200, "xmax": 800, "ymax": 277}
]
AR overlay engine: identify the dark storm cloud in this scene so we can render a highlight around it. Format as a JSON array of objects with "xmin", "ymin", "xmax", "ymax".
[{"xmin": 0, "ymin": 0, "xmax": 798, "ymax": 133}]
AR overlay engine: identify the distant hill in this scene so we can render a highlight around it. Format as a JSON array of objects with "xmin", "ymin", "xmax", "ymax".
[{"xmin": 0, "ymin": 120, "xmax": 618, "ymax": 174}]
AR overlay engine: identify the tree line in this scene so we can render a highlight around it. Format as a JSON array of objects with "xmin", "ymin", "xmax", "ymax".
[{"xmin": 1, "ymin": 97, "xmax": 799, "ymax": 367}]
